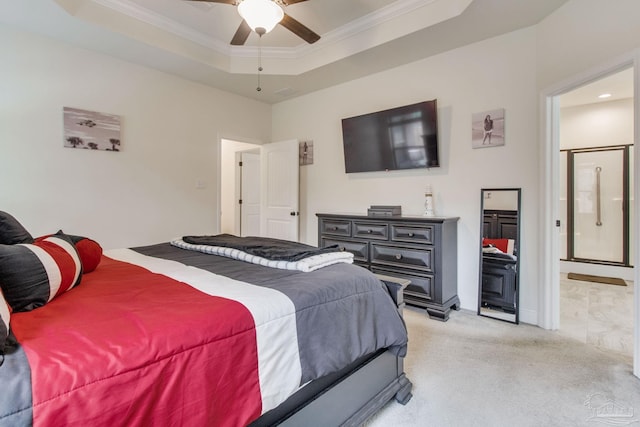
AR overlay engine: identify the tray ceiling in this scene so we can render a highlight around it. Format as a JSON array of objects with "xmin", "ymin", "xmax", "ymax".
[{"xmin": 1, "ymin": 0, "xmax": 569, "ymax": 103}]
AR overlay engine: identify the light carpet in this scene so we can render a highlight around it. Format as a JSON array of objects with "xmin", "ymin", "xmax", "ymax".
[{"xmin": 365, "ymin": 307, "xmax": 640, "ymax": 426}]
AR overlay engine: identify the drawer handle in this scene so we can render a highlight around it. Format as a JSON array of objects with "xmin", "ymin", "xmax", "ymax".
[
  {"xmin": 408, "ymin": 232, "xmax": 414, "ymax": 237},
  {"xmin": 331, "ymin": 226, "xmax": 338, "ymax": 231},
  {"xmin": 368, "ymin": 229, "xmax": 373, "ymax": 233},
  {"xmin": 395, "ymin": 254, "xmax": 403, "ymax": 260}
]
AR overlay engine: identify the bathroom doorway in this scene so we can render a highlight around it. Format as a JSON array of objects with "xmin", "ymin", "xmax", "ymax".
[{"xmin": 557, "ymin": 67, "xmax": 635, "ymax": 358}]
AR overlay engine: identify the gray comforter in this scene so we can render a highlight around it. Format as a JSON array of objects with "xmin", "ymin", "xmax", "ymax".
[{"xmin": 134, "ymin": 243, "xmax": 408, "ymax": 383}]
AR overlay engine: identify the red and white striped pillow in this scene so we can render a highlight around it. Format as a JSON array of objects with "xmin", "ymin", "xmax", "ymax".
[
  {"xmin": 0, "ymin": 232, "xmax": 82, "ymax": 312},
  {"xmin": 36, "ymin": 233, "xmax": 103, "ymax": 273}
]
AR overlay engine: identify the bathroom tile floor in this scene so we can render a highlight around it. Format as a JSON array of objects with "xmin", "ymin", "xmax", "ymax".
[{"xmin": 559, "ymin": 273, "xmax": 634, "ymax": 358}]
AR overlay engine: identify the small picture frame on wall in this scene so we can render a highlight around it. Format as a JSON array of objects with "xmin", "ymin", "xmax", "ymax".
[
  {"xmin": 299, "ymin": 140, "xmax": 313, "ymax": 165},
  {"xmin": 472, "ymin": 108, "xmax": 505, "ymax": 149},
  {"xmin": 63, "ymin": 107, "xmax": 121, "ymax": 151}
]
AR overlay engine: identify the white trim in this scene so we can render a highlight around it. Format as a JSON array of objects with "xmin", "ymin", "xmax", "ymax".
[
  {"xmin": 91, "ymin": 0, "xmax": 231, "ymax": 55},
  {"xmin": 295, "ymin": 0, "xmax": 440, "ymax": 57},
  {"xmin": 92, "ymin": 0, "xmax": 435, "ymax": 59},
  {"xmin": 234, "ymin": 150, "xmax": 243, "ymax": 236},
  {"xmin": 89, "ymin": 0, "xmax": 470, "ymax": 70},
  {"xmin": 538, "ymin": 93, "xmax": 560, "ymax": 330},
  {"xmin": 633, "ymin": 50, "xmax": 640, "ymax": 379},
  {"xmin": 218, "ymin": 136, "xmax": 264, "ymax": 237},
  {"xmin": 230, "ymin": 0, "xmax": 439, "ymax": 59},
  {"xmin": 540, "ymin": 50, "xmax": 639, "ymax": 378},
  {"xmin": 518, "ymin": 308, "xmax": 537, "ymax": 325}
]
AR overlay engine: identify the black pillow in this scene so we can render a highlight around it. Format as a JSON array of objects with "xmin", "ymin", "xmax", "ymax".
[{"xmin": 0, "ymin": 211, "xmax": 34, "ymax": 245}]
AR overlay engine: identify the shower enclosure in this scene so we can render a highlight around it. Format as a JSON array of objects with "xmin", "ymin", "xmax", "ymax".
[{"xmin": 560, "ymin": 144, "xmax": 634, "ymax": 266}]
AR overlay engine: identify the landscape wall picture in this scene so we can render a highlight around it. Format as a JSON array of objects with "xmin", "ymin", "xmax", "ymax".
[{"xmin": 63, "ymin": 107, "xmax": 121, "ymax": 151}]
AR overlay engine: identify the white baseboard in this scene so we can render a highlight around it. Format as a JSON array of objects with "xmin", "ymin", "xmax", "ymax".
[{"xmin": 519, "ymin": 308, "xmax": 537, "ymax": 326}]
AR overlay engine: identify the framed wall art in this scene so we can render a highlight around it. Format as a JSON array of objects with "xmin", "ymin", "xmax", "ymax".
[
  {"xmin": 63, "ymin": 107, "xmax": 121, "ymax": 151},
  {"xmin": 299, "ymin": 140, "xmax": 313, "ymax": 165},
  {"xmin": 472, "ymin": 108, "xmax": 505, "ymax": 149}
]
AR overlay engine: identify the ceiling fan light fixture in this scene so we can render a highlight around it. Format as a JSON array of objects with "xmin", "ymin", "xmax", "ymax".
[{"xmin": 238, "ymin": 0, "xmax": 284, "ymax": 35}]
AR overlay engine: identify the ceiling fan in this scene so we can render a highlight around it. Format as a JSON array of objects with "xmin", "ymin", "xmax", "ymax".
[{"xmin": 186, "ymin": 0, "xmax": 321, "ymax": 46}]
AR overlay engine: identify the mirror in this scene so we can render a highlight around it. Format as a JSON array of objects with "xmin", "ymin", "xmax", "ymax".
[{"xmin": 478, "ymin": 188, "xmax": 521, "ymax": 324}]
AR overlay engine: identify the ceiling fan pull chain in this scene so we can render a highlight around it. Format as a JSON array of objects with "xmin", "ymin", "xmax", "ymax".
[{"xmin": 257, "ymin": 33, "xmax": 263, "ymax": 92}]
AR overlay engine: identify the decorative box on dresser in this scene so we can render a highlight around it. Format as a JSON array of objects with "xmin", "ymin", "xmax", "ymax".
[{"xmin": 316, "ymin": 213, "xmax": 459, "ymax": 321}]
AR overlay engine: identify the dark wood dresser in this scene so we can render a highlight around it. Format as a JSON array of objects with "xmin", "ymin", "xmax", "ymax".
[{"xmin": 316, "ymin": 213, "xmax": 459, "ymax": 321}]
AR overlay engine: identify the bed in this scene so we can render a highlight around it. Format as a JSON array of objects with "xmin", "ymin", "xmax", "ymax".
[
  {"xmin": 0, "ymin": 212, "xmax": 411, "ymax": 427},
  {"xmin": 480, "ymin": 209, "xmax": 518, "ymax": 315}
]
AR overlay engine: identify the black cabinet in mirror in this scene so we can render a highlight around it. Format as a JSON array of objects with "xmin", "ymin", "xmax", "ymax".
[{"xmin": 478, "ymin": 188, "xmax": 521, "ymax": 324}]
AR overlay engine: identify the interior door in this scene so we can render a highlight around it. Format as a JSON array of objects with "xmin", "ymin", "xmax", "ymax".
[
  {"xmin": 572, "ymin": 148, "xmax": 625, "ymax": 263},
  {"xmin": 260, "ymin": 139, "xmax": 299, "ymax": 241},
  {"xmin": 240, "ymin": 151, "xmax": 261, "ymax": 237}
]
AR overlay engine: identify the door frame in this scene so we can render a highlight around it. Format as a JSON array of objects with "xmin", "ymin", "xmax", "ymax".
[
  {"xmin": 234, "ymin": 149, "xmax": 261, "ymax": 236},
  {"xmin": 539, "ymin": 50, "xmax": 640, "ymax": 377},
  {"xmin": 217, "ymin": 137, "xmax": 263, "ymax": 235},
  {"xmin": 217, "ymin": 137, "xmax": 300, "ymax": 241},
  {"xmin": 563, "ymin": 145, "xmax": 631, "ymax": 266}
]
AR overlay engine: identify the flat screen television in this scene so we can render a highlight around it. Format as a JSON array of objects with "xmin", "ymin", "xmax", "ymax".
[{"xmin": 341, "ymin": 100, "xmax": 439, "ymax": 173}]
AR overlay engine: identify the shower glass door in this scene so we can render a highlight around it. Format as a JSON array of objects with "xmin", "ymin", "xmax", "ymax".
[{"xmin": 572, "ymin": 148, "xmax": 625, "ymax": 263}]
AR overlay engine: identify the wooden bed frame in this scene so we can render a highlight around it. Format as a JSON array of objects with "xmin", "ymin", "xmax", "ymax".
[{"xmin": 251, "ymin": 276, "xmax": 413, "ymax": 426}]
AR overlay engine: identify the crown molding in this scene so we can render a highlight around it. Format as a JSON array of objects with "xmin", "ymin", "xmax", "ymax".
[
  {"xmin": 90, "ymin": 0, "xmax": 440, "ymax": 57},
  {"xmin": 81, "ymin": 0, "xmax": 472, "ymax": 74},
  {"xmin": 90, "ymin": 0, "xmax": 232, "ymax": 54}
]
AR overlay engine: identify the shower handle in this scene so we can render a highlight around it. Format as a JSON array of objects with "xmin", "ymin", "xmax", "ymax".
[{"xmin": 595, "ymin": 166, "xmax": 602, "ymax": 227}]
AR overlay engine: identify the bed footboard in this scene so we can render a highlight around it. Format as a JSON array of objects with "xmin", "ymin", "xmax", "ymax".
[
  {"xmin": 251, "ymin": 274, "xmax": 413, "ymax": 426},
  {"xmin": 250, "ymin": 349, "xmax": 412, "ymax": 426}
]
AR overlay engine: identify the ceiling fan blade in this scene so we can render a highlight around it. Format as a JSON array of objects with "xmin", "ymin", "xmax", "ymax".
[
  {"xmin": 280, "ymin": 13, "xmax": 320, "ymax": 44},
  {"xmin": 185, "ymin": 0, "xmax": 236, "ymax": 4},
  {"xmin": 281, "ymin": 0, "xmax": 310, "ymax": 5},
  {"xmin": 230, "ymin": 20, "xmax": 252, "ymax": 45}
]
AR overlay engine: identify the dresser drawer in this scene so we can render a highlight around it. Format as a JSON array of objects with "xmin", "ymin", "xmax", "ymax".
[
  {"xmin": 321, "ymin": 238, "xmax": 369, "ymax": 263},
  {"xmin": 391, "ymin": 224, "xmax": 434, "ymax": 244},
  {"xmin": 320, "ymin": 219, "xmax": 351, "ymax": 236},
  {"xmin": 371, "ymin": 267, "xmax": 433, "ymax": 302},
  {"xmin": 405, "ymin": 275, "xmax": 434, "ymax": 303},
  {"xmin": 353, "ymin": 222, "xmax": 388, "ymax": 240},
  {"xmin": 370, "ymin": 243, "xmax": 433, "ymax": 272}
]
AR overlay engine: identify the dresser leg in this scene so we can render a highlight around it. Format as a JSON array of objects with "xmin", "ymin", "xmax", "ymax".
[{"xmin": 426, "ymin": 306, "xmax": 451, "ymax": 321}]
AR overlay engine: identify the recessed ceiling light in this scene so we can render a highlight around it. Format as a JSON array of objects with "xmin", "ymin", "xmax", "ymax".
[{"xmin": 598, "ymin": 93, "xmax": 612, "ymax": 99}]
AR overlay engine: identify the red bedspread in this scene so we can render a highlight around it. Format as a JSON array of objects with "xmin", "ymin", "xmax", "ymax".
[{"xmin": 11, "ymin": 257, "xmax": 263, "ymax": 426}]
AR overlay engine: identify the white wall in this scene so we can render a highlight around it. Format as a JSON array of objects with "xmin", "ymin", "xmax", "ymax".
[
  {"xmin": 484, "ymin": 190, "xmax": 518, "ymax": 211},
  {"xmin": 0, "ymin": 26, "xmax": 271, "ymax": 249},
  {"xmin": 272, "ymin": 28, "xmax": 540, "ymax": 320},
  {"xmin": 536, "ymin": 0, "xmax": 640, "ymax": 91},
  {"xmin": 560, "ymin": 98, "xmax": 634, "ymax": 150}
]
